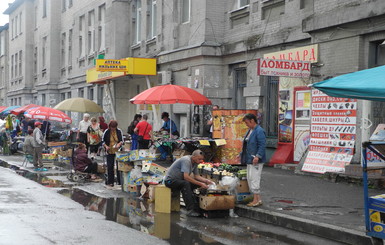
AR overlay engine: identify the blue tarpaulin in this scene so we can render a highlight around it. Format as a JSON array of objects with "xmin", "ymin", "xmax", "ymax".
[{"xmin": 311, "ymin": 65, "xmax": 385, "ymax": 101}]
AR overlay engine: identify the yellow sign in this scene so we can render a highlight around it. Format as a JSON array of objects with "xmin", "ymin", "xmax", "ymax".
[
  {"xmin": 126, "ymin": 57, "xmax": 157, "ymax": 75},
  {"xmin": 199, "ymin": 140, "xmax": 210, "ymax": 146},
  {"xmin": 96, "ymin": 59, "xmax": 129, "ymax": 72},
  {"xmin": 264, "ymin": 44, "xmax": 318, "ymax": 63},
  {"xmin": 86, "ymin": 67, "xmax": 126, "ymax": 84},
  {"xmin": 215, "ymin": 139, "xmax": 227, "ymax": 146}
]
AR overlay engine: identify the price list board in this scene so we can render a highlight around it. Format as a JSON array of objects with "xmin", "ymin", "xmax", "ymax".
[{"xmin": 302, "ymin": 89, "xmax": 357, "ymax": 174}]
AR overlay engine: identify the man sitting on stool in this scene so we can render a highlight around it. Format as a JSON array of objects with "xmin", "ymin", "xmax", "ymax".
[{"xmin": 164, "ymin": 149, "xmax": 214, "ymax": 217}]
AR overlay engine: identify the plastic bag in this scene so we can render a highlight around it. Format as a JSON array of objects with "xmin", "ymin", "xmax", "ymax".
[
  {"xmin": 130, "ymin": 166, "xmax": 143, "ymax": 185},
  {"xmin": 220, "ymin": 176, "xmax": 239, "ymax": 193}
]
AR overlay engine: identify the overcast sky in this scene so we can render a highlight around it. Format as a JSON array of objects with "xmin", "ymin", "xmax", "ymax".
[{"xmin": 0, "ymin": 1, "xmax": 13, "ymax": 26}]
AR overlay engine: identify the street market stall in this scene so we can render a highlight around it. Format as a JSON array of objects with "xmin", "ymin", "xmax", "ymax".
[{"xmin": 310, "ymin": 65, "xmax": 385, "ymax": 243}]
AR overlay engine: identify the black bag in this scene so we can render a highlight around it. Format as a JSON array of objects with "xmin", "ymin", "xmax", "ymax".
[
  {"xmin": 127, "ymin": 122, "xmax": 135, "ymax": 135},
  {"xmin": 137, "ymin": 135, "xmax": 144, "ymax": 141}
]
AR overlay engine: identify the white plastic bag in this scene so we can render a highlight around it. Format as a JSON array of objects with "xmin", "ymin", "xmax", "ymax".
[{"xmin": 220, "ymin": 176, "xmax": 239, "ymax": 192}]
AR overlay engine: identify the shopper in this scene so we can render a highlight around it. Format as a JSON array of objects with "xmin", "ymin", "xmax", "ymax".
[
  {"xmin": 237, "ymin": 113, "xmax": 266, "ymax": 207},
  {"xmin": 165, "ymin": 150, "xmax": 214, "ymax": 217},
  {"xmin": 134, "ymin": 114, "xmax": 152, "ymax": 149},
  {"xmin": 160, "ymin": 112, "xmax": 179, "ymax": 137},
  {"xmin": 74, "ymin": 143, "xmax": 99, "ymax": 180},
  {"xmin": 87, "ymin": 117, "xmax": 102, "ymax": 159},
  {"xmin": 98, "ymin": 116, "xmax": 108, "ymax": 132},
  {"xmin": 77, "ymin": 113, "xmax": 91, "ymax": 151},
  {"xmin": 22, "ymin": 129, "xmax": 34, "ymax": 155},
  {"xmin": 128, "ymin": 114, "xmax": 142, "ymax": 150},
  {"xmin": 32, "ymin": 121, "xmax": 46, "ymax": 171},
  {"xmin": 102, "ymin": 120, "xmax": 123, "ymax": 188}
]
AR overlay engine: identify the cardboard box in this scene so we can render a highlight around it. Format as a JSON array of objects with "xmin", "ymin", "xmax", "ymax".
[
  {"xmin": 47, "ymin": 141, "xmax": 67, "ymax": 147},
  {"xmin": 142, "ymin": 162, "xmax": 167, "ymax": 176},
  {"xmin": 42, "ymin": 153, "xmax": 57, "ymax": 161},
  {"xmin": 369, "ymin": 194, "xmax": 385, "ymax": 236},
  {"xmin": 116, "ymin": 151, "xmax": 131, "ymax": 162},
  {"xmin": 147, "ymin": 184, "xmax": 157, "ymax": 202},
  {"xmin": 236, "ymin": 192, "xmax": 253, "ymax": 204},
  {"xmin": 129, "ymin": 149, "xmax": 158, "ymax": 161},
  {"xmin": 128, "ymin": 184, "xmax": 138, "ymax": 194},
  {"xmin": 172, "ymin": 149, "xmax": 190, "ymax": 159},
  {"xmin": 154, "ymin": 213, "xmax": 171, "ymax": 239},
  {"xmin": 199, "ymin": 195, "xmax": 235, "ymax": 210},
  {"xmin": 237, "ymin": 180, "xmax": 250, "ymax": 193},
  {"xmin": 57, "ymin": 148, "xmax": 73, "ymax": 157},
  {"xmin": 155, "ymin": 185, "xmax": 171, "ymax": 213},
  {"xmin": 117, "ymin": 161, "xmax": 133, "ymax": 172}
]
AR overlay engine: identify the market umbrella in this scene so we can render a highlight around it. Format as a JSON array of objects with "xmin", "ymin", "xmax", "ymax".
[
  {"xmin": 53, "ymin": 97, "xmax": 105, "ymax": 113},
  {"xmin": 25, "ymin": 106, "xmax": 72, "ymax": 124},
  {"xmin": 310, "ymin": 65, "xmax": 385, "ymax": 101},
  {"xmin": 0, "ymin": 106, "xmax": 21, "ymax": 116},
  {"xmin": 129, "ymin": 84, "xmax": 212, "ymax": 105},
  {"xmin": 11, "ymin": 104, "xmax": 39, "ymax": 115},
  {"xmin": 0, "ymin": 106, "xmax": 8, "ymax": 113},
  {"xmin": 130, "ymin": 84, "xmax": 212, "ymax": 137}
]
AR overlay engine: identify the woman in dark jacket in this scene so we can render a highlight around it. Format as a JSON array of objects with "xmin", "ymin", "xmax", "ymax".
[
  {"xmin": 74, "ymin": 143, "xmax": 98, "ymax": 179},
  {"xmin": 102, "ymin": 120, "xmax": 123, "ymax": 187},
  {"xmin": 128, "ymin": 114, "xmax": 142, "ymax": 150}
]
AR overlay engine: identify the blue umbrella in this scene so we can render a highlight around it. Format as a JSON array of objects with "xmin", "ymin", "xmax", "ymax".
[
  {"xmin": 0, "ymin": 106, "xmax": 21, "ymax": 116},
  {"xmin": 310, "ymin": 65, "xmax": 385, "ymax": 101}
]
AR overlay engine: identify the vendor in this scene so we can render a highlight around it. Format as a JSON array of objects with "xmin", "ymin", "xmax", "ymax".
[
  {"xmin": 160, "ymin": 112, "xmax": 179, "ymax": 137},
  {"xmin": 164, "ymin": 150, "xmax": 214, "ymax": 217},
  {"xmin": 74, "ymin": 143, "xmax": 98, "ymax": 180}
]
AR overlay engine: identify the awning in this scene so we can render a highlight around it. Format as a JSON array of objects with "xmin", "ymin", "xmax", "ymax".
[{"xmin": 310, "ymin": 65, "xmax": 385, "ymax": 101}]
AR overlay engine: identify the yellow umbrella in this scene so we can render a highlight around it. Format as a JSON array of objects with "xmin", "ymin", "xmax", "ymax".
[{"xmin": 54, "ymin": 97, "xmax": 105, "ymax": 113}]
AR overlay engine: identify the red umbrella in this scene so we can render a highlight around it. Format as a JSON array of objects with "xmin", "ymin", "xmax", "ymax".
[
  {"xmin": 11, "ymin": 104, "xmax": 39, "ymax": 115},
  {"xmin": 129, "ymin": 84, "xmax": 212, "ymax": 105},
  {"xmin": 0, "ymin": 106, "xmax": 8, "ymax": 113},
  {"xmin": 25, "ymin": 106, "xmax": 72, "ymax": 124}
]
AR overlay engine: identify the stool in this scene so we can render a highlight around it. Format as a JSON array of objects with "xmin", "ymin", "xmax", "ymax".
[{"xmin": 155, "ymin": 185, "xmax": 180, "ymax": 213}]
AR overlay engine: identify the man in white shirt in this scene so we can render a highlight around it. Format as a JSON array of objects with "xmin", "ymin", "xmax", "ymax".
[{"xmin": 77, "ymin": 113, "xmax": 91, "ymax": 151}]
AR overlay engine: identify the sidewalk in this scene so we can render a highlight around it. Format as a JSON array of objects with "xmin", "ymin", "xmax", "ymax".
[
  {"xmin": 0, "ymin": 153, "xmax": 383, "ymax": 244},
  {"xmin": 0, "ymin": 158, "xmax": 167, "ymax": 245}
]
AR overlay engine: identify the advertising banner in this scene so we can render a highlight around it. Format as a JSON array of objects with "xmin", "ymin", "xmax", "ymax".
[
  {"xmin": 257, "ymin": 59, "xmax": 311, "ymax": 78},
  {"xmin": 302, "ymin": 89, "xmax": 357, "ymax": 174}
]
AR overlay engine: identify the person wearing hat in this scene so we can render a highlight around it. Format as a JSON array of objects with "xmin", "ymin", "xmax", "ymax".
[
  {"xmin": 32, "ymin": 121, "xmax": 47, "ymax": 171},
  {"xmin": 77, "ymin": 113, "xmax": 91, "ymax": 151}
]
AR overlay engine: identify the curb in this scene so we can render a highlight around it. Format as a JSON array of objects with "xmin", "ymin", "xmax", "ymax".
[{"xmin": 235, "ymin": 205, "xmax": 371, "ymax": 245}]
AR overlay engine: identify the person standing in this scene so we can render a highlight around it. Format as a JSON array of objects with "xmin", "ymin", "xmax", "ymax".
[
  {"xmin": 134, "ymin": 114, "xmax": 152, "ymax": 149},
  {"xmin": 21, "ymin": 117, "xmax": 30, "ymax": 136},
  {"xmin": 87, "ymin": 117, "xmax": 102, "ymax": 159},
  {"xmin": 237, "ymin": 113, "xmax": 266, "ymax": 207},
  {"xmin": 32, "ymin": 121, "xmax": 46, "ymax": 171},
  {"xmin": 165, "ymin": 150, "xmax": 214, "ymax": 217},
  {"xmin": 102, "ymin": 120, "xmax": 123, "ymax": 188},
  {"xmin": 77, "ymin": 114, "xmax": 91, "ymax": 151},
  {"xmin": 128, "ymin": 114, "xmax": 142, "ymax": 150}
]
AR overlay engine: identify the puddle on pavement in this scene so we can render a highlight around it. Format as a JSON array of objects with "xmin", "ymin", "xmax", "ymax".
[
  {"xmin": 57, "ymin": 188, "xmax": 308, "ymax": 245},
  {"xmin": 15, "ymin": 169, "xmax": 66, "ymax": 188}
]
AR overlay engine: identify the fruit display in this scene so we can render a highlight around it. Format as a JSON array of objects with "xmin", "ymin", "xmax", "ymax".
[{"xmin": 198, "ymin": 162, "xmax": 243, "ymax": 179}]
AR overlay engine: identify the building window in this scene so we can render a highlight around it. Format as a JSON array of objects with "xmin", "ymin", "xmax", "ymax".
[
  {"xmin": 98, "ymin": 86, "xmax": 104, "ymax": 106},
  {"xmin": 61, "ymin": 33, "xmax": 66, "ymax": 67},
  {"xmin": 88, "ymin": 87, "xmax": 94, "ymax": 100},
  {"xmin": 98, "ymin": 4, "xmax": 106, "ymax": 51},
  {"xmin": 14, "ymin": 52, "xmax": 18, "ymax": 77},
  {"xmin": 68, "ymin": 29, "xmax": 72, "ymax": 67},
  {"xmin": 19, "ymin": 12, "xmax": 22, "ymax": 35},
  {"xmin": 34, "ymin": 6, "xmax": 38, "ymax": 28},
  {"xmin": 42, "ymin": 94, "xmax": 46, "ymax": 106},
  {"xmin": 88, "ymin": 10, "xmax": 95, "ymax": 55},
  {"xmin": 67, "ymin": 91, "xmax": 71, "ymax": 99},
  {"xmin": 238, "ymin": 0, "xmax": 249, "ymax": 8},
  {"xmin": 42, "ymin": 36, "xmax": 47, "ymax": 68},
  {"xmin": 62, "ymin": 0, "xmax": 66, "ymax": 12},
  {"xmin": 78, "ymin": 88, "xmax": 84, "ymax": 97},
  {"xmin": 15, "ymin": 15, "xmax": 18, "ymax": 37},
  {"xmin": 135, "ymin": 0, "xmax": 142, "ymax": 44},
  {"xmin": 262, "ymin": 1, "xmax": 285, "ymax": 21},
  {"xmin": 33, "ymin": 47, "xmax": 38, "ymax": 74},
  {"xmin": 234, "ymin": 68, "xmax": 247, "ymax": 109},
  {"xmin": 11, "ymin": 55, "xmax": 14, "ymax": 78},
  {"xmin": 19, "ymin": 50, "xmax": 22, "ymax": 76},
  {"xmin": 43, "ymin": 0, "xmax": 47, "ymax": 18},
  {"xmin": 11, "ymin": 19, "xmax": 14, "ymax": 39},
  {"xmin": 79, "ymin": 15, "xmax": 85, "ymax": 57},
  {"xmin": 148, "ymin": 0, "xmax": 157, "ymax": 39},
  {"xmin": 68, "ymin": 0, "xmax": 73, "ymax": 8},
  {"xmin": 0, "ymin": 33, "xmax": 4, "ymax": 56},
  {"xmin": 265, "ymin": 76, "xmax": 279, "ymax": 137},
  {"xmin": 182, "ymin": 0, "xmax": 190, "ymax": 23}
]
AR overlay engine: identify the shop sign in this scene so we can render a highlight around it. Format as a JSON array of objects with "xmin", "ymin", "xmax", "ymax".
[
  {"xmin": 86, "ymin": 67, "xmax": 126, "ymax": 84},
  {"xmin": 263, "ymin": 44, "xmax": 318, "ymax": 63},
  {"xmin": 96, "ymin": 59, "xmax": 129, "ymax": 72},
  {"xmin": 302, "ymin": 89, "xmax": 357, "ymax": 174},
  {"xmin": 257, "ymin": 58, "xmax": 311, "ymax": 78}
]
